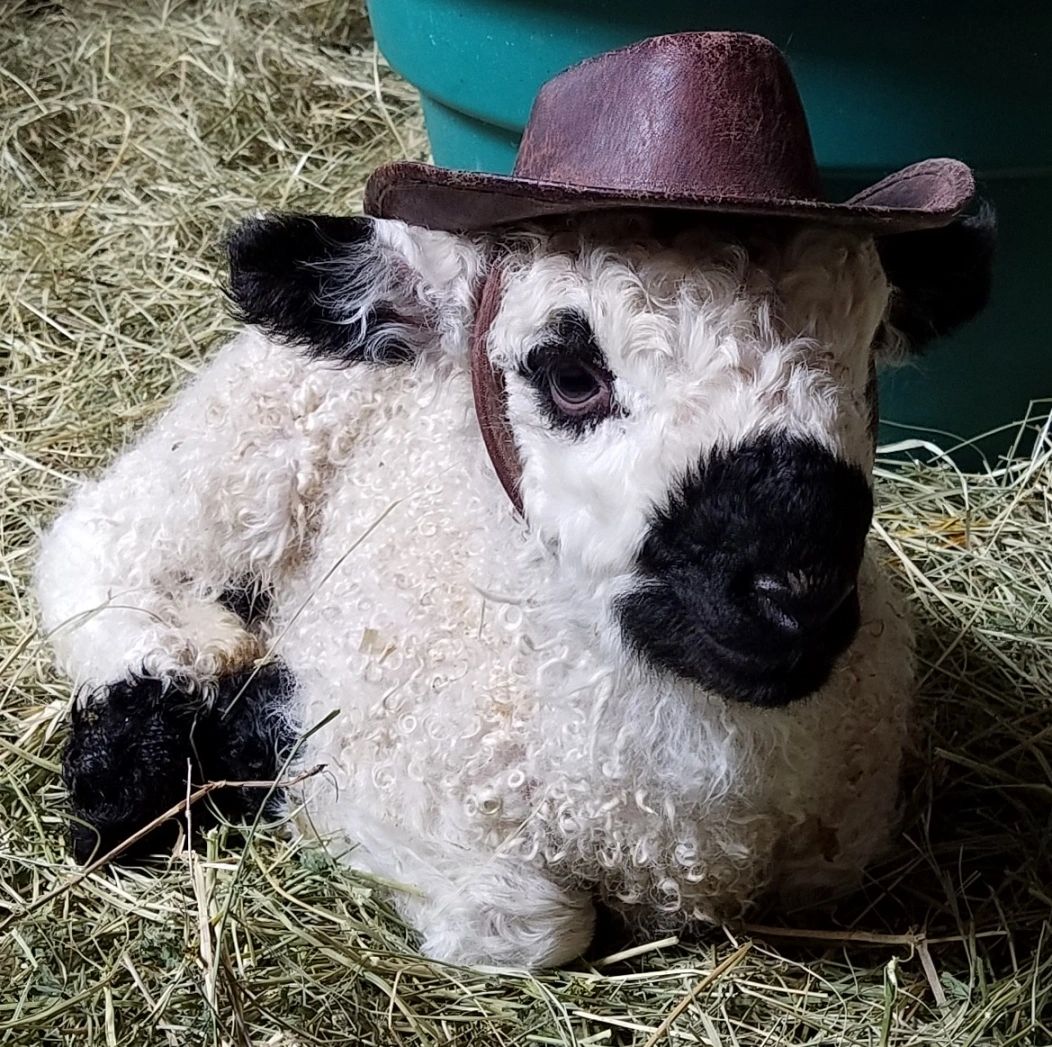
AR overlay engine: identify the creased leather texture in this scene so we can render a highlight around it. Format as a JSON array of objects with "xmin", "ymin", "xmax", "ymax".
[
  {"xmin": 470, "ymin": 264, "xmax": 524, "ymax": 515},
  {"xmin": 514, "ymin": 33, "xmax": 821, "ymax": 200},
  {"xmin": 364, "ymin": 32, "xmax": 975, "ymax": 235}
]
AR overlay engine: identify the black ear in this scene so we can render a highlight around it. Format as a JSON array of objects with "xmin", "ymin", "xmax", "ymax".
[
  {"xmin": 225, "ymin": 213, "xmax": 414, "ymax": 364},
  {"xmin": 876, "ymin": 201, "xmax": 996, "ymax": 352}
]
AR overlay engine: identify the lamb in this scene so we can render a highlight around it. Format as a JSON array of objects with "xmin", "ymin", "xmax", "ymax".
[{"xmin": 35, "ymin": 201, "xmax": 994, "ymax": 967}]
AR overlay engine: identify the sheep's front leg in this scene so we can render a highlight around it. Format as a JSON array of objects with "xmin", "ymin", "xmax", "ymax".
[
  {"xmin": 36, "ymin": 331, "xmax": 324, "ymax": 689},
  {"xmin": 399, "ymin": 857, "xmax": 595, "ymax": 968},
  {"xmin": 36, "ymin": 331, "xmax": 335, "ymax": 858}
]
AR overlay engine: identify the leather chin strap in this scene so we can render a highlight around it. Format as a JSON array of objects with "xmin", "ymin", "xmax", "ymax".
[
  {"xmin": 866, "ymin": 357, "xmax": 880, "ymax": 447},
  {"xmin": 468, "ymin": 262, "xmax": 882, "ymax": 518},
  {"xmin": 470, "ymin": 263, "xmax": 525, "ymax": 515}
]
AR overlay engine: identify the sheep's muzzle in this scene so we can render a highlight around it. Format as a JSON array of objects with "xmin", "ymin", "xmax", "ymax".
[{"xmin": 617, "ymin": 434, "xmax": 873, "ymax": 707}]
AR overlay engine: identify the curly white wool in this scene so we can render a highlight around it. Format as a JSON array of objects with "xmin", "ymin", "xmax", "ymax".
[{"xmin": 36, "ymin": 216, "xmax": 914, "ymax": 967}]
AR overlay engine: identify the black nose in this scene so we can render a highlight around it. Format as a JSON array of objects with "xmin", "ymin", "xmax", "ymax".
[
  {"xmin": 618, "ymin": 434, "xmax": 873, "ymax": 707},
  {"xmin": 752, "ymin": 573, "xmax": 857, "ymax": 635}
]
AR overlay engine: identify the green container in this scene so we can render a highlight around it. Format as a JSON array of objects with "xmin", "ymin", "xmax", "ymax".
[{"xmin": 366, "ymin": 0, "xmax": 1052, "ymax": 458}]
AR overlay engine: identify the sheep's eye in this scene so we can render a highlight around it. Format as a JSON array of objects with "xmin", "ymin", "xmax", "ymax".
[
  {"xmin": 547, "ymin": 360, "xmax": 611, "ymax": 417},
  {"xmin": 520, "ymin": 311, "xmax": 618, "ymax": 433}
]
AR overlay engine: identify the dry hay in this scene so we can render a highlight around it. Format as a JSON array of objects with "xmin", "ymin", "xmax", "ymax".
[{"xmin": 1, "ymin": 1, "xmax": 1050, "ymax": 1044}]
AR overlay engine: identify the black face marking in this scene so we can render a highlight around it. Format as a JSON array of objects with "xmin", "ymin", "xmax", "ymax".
[
  {"xmin": 519, "ymin": 310, "xmax": 619, "ymax": 434},
  {"xmin": 225, "ymin": 213, "xmax": 413, "ymax": 364},
  {"xmin": 63, "ymin": 663, "xmax": 297, "ymax": 864},
  {"xmin": 877, "ymin": 201, "xmax": 996, "ymax": 352},
  {"xmin": 618, "ymin": 435, "xmax": 873, "ymax": 708}
]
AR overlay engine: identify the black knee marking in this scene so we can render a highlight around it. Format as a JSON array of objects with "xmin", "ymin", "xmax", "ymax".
[
  {"xmin": 194, "ymin": 665, "xmax": 297, "ymax": 830},
  {"xmin": 63, "ymin": 663, "xmax": 297, "ymax": 864}
]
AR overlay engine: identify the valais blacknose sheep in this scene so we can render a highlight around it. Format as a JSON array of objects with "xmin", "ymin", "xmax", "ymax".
[{"xmin": 36, "ymin": 207, "xmax": 994, "ymax": 967}]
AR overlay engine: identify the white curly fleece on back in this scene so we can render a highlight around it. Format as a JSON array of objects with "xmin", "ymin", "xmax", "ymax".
[{"xmin": 37, "ymin": 216, "xmax": 914, "ymax": 968}]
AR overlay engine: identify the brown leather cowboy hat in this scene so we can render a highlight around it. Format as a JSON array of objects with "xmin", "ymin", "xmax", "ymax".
[{"xmin": 364, "ymin": 31, "xmax": 975, "ymax": 235}]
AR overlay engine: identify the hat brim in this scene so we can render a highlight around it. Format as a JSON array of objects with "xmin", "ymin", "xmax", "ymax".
[{"xmin": 364, "ymin": 157, "xmax": 975, "ymax": 235}]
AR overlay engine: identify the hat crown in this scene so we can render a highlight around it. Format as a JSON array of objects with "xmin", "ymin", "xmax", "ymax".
[
  {"xmin": 514, "ymin": 32, "xmax": 823, "ymax": 203},
  {"xmin": 364, "ymin": 30, "xmax": 973, "ymax": 235}
]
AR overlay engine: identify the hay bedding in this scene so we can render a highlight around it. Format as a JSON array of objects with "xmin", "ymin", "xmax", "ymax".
[{"xmin": 0, "ymin": 0, "xmax": 1049, "ymax": 1042}]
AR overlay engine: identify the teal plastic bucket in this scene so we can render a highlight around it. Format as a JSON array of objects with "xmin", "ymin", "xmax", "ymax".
[{"xmin": 366, "ymin": 0, "xmax": 1052, "ymax": 456}]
